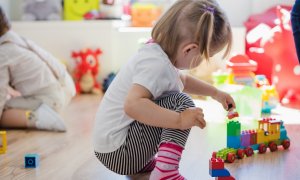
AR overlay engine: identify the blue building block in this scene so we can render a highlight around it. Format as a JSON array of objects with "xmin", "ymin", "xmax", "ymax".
[
  {"xmin": 209, "ymin": 168, "xmax": 231, "ymax": 177},
  {"xmin": 25, "ymin": 154, "xmax": 40, "ymax": 168},
  {"xmin": 227, "ymin": 135, "xmax": 241, "ymax": 149}
]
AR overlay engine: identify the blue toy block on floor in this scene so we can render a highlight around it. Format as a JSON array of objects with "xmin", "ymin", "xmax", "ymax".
[
  {"xmin": 209, "ymin": 168, "xmax": 231, "ymax": 177},
  {"xmin": 25, "ymin": 154, "xmax": 40, "ymax": 168}
]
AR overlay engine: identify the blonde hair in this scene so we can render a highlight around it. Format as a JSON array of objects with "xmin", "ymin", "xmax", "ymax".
[{"xmin": 152, "ymin": 0, "xmax": 232, "ymax": 62}]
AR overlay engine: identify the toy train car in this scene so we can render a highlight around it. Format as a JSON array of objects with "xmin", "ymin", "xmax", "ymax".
[{"xmin": 212, "ymin": 118, "xmax": 290, "ymax": 163}]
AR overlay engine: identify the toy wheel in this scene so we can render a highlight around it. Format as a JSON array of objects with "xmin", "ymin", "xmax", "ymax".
[
  {"xmin": 244, "ymin": 147, "xmax": 254, "ymax": 157},
  {"xmin": 212, "ymin": 152, "xmax": 217, "ymax": 158},
  {"xmin": 258, "ymin": 144, "xmax": 267, "ymax": 154},
  {"xmin": 282, "ymin": 140, "xmax": 290, "ymax": 149},
  {"xmin": 269, "ymin": 142, "xmax": 278, "ymax": 152},
  {"xmin": 226, "ymin": 153, "xmax": 235, "ymax": 163},
  {"xmin": 237, "ymin": 149, "xmax": 244, "ymax": 159}
]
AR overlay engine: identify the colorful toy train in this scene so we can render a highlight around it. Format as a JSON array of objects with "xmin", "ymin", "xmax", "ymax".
[{"xmin": 212, "ymin": 118, "xmax": 290, "ymax": 163}]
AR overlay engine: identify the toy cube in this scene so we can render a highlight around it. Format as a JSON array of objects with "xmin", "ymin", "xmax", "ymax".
[
  {"xmin": 25, "ymin": 154, "xmax": 40, "ymax": 168},
  {"xmin": 0, "ymin": 131, "xmax": 7, "ymax": 154}
]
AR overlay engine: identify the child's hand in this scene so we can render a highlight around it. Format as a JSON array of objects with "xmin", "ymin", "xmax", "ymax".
[
  {"xmin": 212, "ymin": 90, "xmax": 236, "ymax": 111},
  {"xmin": 179, "ymin": 107, "xmax": 206, "ymax": 130},
  {"xmin": 7, "ymin": 86, "xmax": 21, "ymax": 98}
]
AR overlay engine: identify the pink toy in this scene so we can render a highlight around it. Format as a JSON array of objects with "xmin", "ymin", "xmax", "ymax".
[{"xmin": 72, "ymin": 48, "xmax": 102, "ymax": 94}]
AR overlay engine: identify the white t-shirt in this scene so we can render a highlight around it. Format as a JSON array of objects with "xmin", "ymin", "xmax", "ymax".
[
  {"xmin": 0, "ymin": 31, "xmax": 57, "ymax": 117},
  {"xmin": 93, "ymin": 43, "xmax": 184, "ymax": 153}
]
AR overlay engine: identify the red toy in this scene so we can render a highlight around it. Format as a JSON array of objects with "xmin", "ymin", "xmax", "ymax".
[
  {"xmin": 72, "ymin": 48, "xmax": 102, "ymax": 94},
  {"xmin": 262, "ymin": 7, "xmax": 300, "ymax": 108},
  {"xmin": 245, "ymin": 5, "xmax": 292, "ymax": 83},
  {"xmin": 227, "ymin": 111, "xmax": 239, "ymax": 119},
  {"xmin": 209, "ymin": 158, "xmax": 235, "ymax": 180}
]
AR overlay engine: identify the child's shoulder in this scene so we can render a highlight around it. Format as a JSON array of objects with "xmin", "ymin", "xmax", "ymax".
[{"xmin": 138, "ymin": 43, "xmax": 168, "ymax": 61}]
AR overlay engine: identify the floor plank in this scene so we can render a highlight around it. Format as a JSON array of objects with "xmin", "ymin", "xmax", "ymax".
[{"xmin": 0, "ymin": 95, "xmax": 300, "ymax": 180}]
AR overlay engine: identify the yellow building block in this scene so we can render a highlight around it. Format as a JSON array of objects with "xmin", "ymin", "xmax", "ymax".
[
  {"xmin": 0, "ymin": 131, "xmax": 7, "ymax": 154},
  {"xmin": 256, "ymin": 129, "xmax": 268, "ymax": 144},
  {"xmin": 64, "ymin": 0, "xmax": 99, "ymax": 20}
]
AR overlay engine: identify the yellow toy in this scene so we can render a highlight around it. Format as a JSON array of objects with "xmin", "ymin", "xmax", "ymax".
[
  {"xmin": 0, "ymin": 131, "xmax": 7, "ymax": 154},
  {"xmin": 64, "ymin": 0, "xmax": 99, "ymax": 20}
]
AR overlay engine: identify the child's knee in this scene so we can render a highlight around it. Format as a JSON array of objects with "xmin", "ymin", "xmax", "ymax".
[{"xmin": 156, "ymin": 92, "xmax": 195, "ymax": 111}]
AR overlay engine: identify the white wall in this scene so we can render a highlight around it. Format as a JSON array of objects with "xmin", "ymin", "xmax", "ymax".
[
  {"xmin": 5, "ymin": 0, "xmax": 295, "ymax": 26},
  {"xmin": 11, "ymin": 21, "xmax": 245, "ymax": 81}
]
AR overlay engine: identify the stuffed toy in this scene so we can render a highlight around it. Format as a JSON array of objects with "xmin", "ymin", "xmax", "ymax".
[
  {"xmin": 102, "ymin": 72, "xmax": 116, "ymax": 92},
  {"xmin": 64, "ymin": 0, "xmax": 99, "ymax": 20},
  {"xmin": 22, "ymin": 0, "xmax": 62, "ymax": 21},
  {"xmin": 72, "ymin": 48, "xmax": 102, "ymax": 95}
]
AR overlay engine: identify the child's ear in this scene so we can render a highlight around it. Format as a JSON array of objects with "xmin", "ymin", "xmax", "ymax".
[{"xmin": 183, "ymin": 43, "xmax": 198, "ymax": 55}]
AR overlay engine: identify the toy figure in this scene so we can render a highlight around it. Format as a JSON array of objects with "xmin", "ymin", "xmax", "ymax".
[
  {"xmin": 22, "ymin": 0, "xmax": 62, "ymax": 21},
  {"xmin": 102, "ymin": 72, "xmax": 116, "ymax": 92},
  {"xmin": 64, "ymin": 0, "xmax": 99, "ymax": 20},
  {"xmin": 72, "ymin": 48, "xmax": 102, "ymax": 94}
]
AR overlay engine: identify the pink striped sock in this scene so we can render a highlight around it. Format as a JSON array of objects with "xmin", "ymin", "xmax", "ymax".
[{"xmin": 149, "ymin": 142, "xmax": 186, "ymax": 180}]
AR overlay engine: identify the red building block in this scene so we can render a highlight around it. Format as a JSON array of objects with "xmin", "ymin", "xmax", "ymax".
[
  {"xmin": 210, "ymin": 158, "xmax": 225, "ymax": 170},
  {"xmin": 216, "ymin": 176, "xmax": 236, "ymax": 180}
]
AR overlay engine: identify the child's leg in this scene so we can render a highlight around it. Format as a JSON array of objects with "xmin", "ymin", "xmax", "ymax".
[
  {"xmin": 94, "ymin": 93, "xmax": 194, "ymax": 177},
  {"xmin": 0, "ymin": 96, "xmax": 41, "ymax": 128},
  {"xmin": 1, "ymin": 96, "xmax": 66, "ymax": 131},
  {"xmin": 150, "ymin": 93, "xmax": 195, "ymax": 180},
  {"xmin": 95, "ymin": 121, "xmax": 162, "ymax": 175}
]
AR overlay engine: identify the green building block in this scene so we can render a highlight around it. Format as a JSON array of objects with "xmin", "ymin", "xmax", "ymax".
[{"xmin": 227, "ymin": 121, "xmax": 241, "ymax": 136}]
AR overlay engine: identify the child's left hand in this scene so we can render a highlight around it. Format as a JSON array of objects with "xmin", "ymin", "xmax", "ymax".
[{"xmin": 212, "ymin": 89, "xmax": 236, "ymax": 111}]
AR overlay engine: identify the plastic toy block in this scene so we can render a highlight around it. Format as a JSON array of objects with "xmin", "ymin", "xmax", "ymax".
[
  {"xmin": 227, "ymin": 121, "xmax": 241, "ymax": 136},
  {"xmin": 241, "ymin": 130, "xmax": 251, "ymax": 147},
  {"xmin": 249, "ymin": 130, "xmax": 257, "ymax": 145},
  {"xmin": 216, "ymin": 176, "xmax": 235, "ymax": 180},
  {"xmin": 0, "ymin": 131, "xmax": 7, "ymax": 154},
  {"xmin": 210, "ymin": 158, "xmax": 224, "ymax": 170},
  {"xmin": 209, "ymin": 169, "xmax": 231, "ymax": 177},
  {"xmin": 256, "ymin": 128, "xmax": 267, "ymax": 144},
  {"xmin": 227, "ymin": 136, "xmax": 241, "ymax": 149},
  {"xmin": 25, "ymin": 154, "xmax": 40, "ymax": 168},
  {"xmin": 216, "ymin": 148, "xmax": 236, "ymax": 161},
  {"xmin": 227, "ymin": 111, "xmax": 239, "ymax": 119}
]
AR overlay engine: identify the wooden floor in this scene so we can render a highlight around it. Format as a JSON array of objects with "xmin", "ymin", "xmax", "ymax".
[{"xmin": 0, "ymin": 95, "xmax": 300, "ymax": 180}]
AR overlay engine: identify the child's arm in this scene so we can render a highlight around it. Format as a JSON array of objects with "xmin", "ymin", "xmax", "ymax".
[
  {"xmin": 124, "ymin": 84, "xmax": 206, "ymax": 130},
  {"xmin": 180, "ymin": 73, "xmax": 236, "ymax": 110}
]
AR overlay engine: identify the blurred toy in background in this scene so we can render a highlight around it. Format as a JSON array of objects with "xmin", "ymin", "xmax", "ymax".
[
  {"xmin": 244, "ymin": 5, "xmax": 292, "ymax": 83},
  {"xmin": 72, "ymin": 48, "xmax": 102, "ymax": 94},
  {"xmin": 226, "ymin": 54, "xmax": 257, "ymax": 87},
  {"xmin": 131, "ymin": 3, "xmax": 161, "ymax": 27},
  {"xmin": 103, "ymin": 0, "xmax": 114, "ymax": 5},
  {"xmin": 262, "ymin": 6, "xmax": 300, "ymax": 109},
  {"xmin": 256, "ymin": 75, "xmax": 279, "ymax": 113},
  {"xmin": 22, "ymin": 0, "xmax": 62, "ymax": 21},
  {"xmin": 102, "ymin": 72, "xmax": 116, "ymax": 93},
  {"xmin": 64, "ymin": 0, "xmax": 99, "ymax": 20},
  {"xmin": 98, "ymin": 0, "xmax": 123, "ymax": 19}
]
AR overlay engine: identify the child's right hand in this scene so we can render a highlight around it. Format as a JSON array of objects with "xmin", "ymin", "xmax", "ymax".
[{"xmin": 179, "ymin": 107, "xmax": 206, "ymax": 130}]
